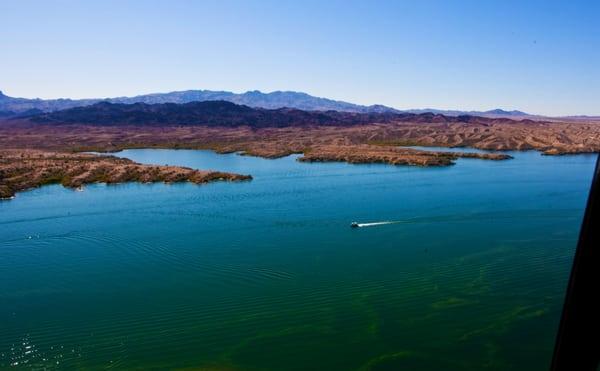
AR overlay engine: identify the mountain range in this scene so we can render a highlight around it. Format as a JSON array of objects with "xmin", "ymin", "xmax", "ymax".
[
  {"xmin": 29, "ymin": 100, "xmax": 532, "ymax": 128},
  {"xmin": 0, "ymin": 89, "xmax": 537, "ymax": 118}
]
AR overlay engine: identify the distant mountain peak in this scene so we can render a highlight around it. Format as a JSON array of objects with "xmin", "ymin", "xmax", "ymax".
[{"xmin": 485, "ymin": 108, "xmax": 528, "ymax": 116}]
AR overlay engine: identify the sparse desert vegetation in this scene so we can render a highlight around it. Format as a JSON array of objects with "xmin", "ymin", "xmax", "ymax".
[{"xmin": 0, "ymin": 149, "xmax": 251, "ymax": 199}]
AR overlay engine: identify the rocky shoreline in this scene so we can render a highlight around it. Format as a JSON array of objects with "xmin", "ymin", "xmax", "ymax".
[
  {"xmin": 0, "ymin": 149, "xmax": 252, "ymax": 199},
  {"xmin": 298, "ymin": 145, "xmax": 511, "ymax": 166},
  {"xmin": 1, "ymin": 119, "xmax": 597, "ymax": 199}
]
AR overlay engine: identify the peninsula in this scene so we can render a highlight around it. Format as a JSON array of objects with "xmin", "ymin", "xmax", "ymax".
[
  {"xmin": 1, "ymin": 100, "xmax": 598, "ymax": 199},
  {"xmin": 0, "ymin": 149, "xmax": 251, "ymax": 199}
]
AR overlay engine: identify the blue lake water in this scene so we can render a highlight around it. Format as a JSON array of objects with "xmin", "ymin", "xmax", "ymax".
[{"xmin": 0, "ymin": 148, "xmax": 596, "ymax": 370}]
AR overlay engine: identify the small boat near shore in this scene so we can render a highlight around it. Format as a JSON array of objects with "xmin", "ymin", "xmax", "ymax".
[{"xmin": 350, "ymin": 222, "xmax": 359, "ymax": 228}]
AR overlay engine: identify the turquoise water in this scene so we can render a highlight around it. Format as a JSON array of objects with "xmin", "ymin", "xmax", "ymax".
[{"xmin": 0, "ymin": 149, "xmax": 596, "ymax": 370}]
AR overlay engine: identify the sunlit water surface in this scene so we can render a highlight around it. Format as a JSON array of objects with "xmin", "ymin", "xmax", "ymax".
[{"xmin": 0, "ymin": 148, "xmax": 596, "ymax": 370}]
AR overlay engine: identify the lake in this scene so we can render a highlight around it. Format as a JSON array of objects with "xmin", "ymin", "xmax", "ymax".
[{"xmin": 0, "ymin": 148, "xmax": 596, "ymax": 370}]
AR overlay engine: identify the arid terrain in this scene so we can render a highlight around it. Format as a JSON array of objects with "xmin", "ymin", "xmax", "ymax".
[
  {"xmin": 1, "ymin": 105, "xmax": 599, "ymax": 199},
  {"xmin": 2, "ymin": 118, "xmax": 599, "ymax": 156},
  {"xmin": 299, "ymin": 144, "xmax": 510, "ymax": 166},
  {"xmin": 0, "ymin": 149, "xmax": 251, "ymax": 199}
]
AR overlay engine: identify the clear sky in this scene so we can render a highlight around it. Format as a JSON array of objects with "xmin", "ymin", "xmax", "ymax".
[{"xmin": 1, "ymin": 0, "xmax": 598, "ymax": 116}]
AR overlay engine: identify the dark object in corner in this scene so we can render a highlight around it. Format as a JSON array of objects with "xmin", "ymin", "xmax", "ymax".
[{"xmin": 551, "ymin": 155, "xmax": 600, "ymax": 370}]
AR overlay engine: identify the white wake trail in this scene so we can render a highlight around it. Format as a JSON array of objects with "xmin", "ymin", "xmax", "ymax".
[{"xmin": 356, "ymin": 221, "xmax": 401, "ymax": 228}]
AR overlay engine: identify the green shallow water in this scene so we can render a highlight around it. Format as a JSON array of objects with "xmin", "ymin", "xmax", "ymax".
[{"xmin": 0, "ymin": 148, "xmax": 596, "ymax": 370}]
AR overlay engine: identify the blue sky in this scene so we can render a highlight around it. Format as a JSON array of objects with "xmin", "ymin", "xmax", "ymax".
[{"xmin": 1, "ymin": 0, "xmax": 598, "ymax": 115}]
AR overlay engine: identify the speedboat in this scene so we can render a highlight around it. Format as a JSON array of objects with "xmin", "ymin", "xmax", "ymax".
[{"xmin": 350, "ymin": 222, "xmax": 359, "ymax": 228}]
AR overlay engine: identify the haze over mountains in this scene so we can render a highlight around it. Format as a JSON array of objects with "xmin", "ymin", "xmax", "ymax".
[{"xmin": 0, "ymin": 89, "xmax": 542, "ymax": 119}]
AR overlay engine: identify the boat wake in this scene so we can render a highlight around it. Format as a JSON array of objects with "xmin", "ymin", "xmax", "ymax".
[
  {"xmin": 350, "ymin": 209, "xmax": 563, "ymax": 229},
  {"xmin": 354, "ymin": 221, "xmax": 402, "ymax": 228}
]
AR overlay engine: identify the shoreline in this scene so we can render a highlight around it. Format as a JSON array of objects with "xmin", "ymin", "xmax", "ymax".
[
  {"xmin": 1, "ymin": 121, "xmax": 598, "ymax": 199},
  {"xmin": 0, "ymin": 149, "xmax": 252, "ymax": 200}
]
